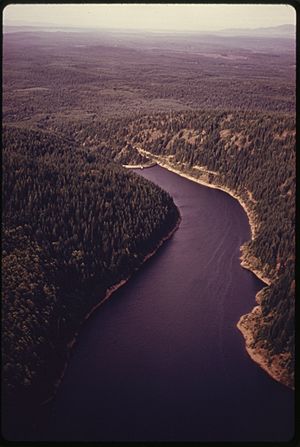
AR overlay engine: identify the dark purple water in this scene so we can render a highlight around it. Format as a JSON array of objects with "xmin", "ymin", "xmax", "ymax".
[{"xmin": 17, "ymin": 166, "xmax": 295, "ymax": 441}]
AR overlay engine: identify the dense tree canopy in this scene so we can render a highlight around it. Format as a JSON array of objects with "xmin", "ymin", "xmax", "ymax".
[{"xmin": 2, "ymin": 125, "xmax": 179, "ymax": 401}]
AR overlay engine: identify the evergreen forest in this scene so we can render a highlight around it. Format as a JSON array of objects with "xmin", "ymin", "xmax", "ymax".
[{"xmin": 2, "ymin": 124, "xmax": 179, "ymax": 406}]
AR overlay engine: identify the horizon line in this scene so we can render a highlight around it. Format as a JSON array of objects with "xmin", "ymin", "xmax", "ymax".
[{"xmin": 3, "ymin": 20, "xmax": 296, "ymax": 35}]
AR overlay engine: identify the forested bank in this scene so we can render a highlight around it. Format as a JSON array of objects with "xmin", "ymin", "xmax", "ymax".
[
  {"xmin": 2, "ymin": 125, "xmax": 180, "ymax": 407},
  {"xmin": 60, "ymin": 109, "xmax": 295, "ymax": 387},
  {"xmin": 128, "ymin": 111, "xmax": 295, "ymax": 388}
]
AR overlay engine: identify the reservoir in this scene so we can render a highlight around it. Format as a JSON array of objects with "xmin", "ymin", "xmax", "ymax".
[{"xmin": 33, "ymin": 166, "xmax": 294, "ymax": 441}]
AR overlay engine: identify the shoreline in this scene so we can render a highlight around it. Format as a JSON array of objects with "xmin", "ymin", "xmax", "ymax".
[
  {"xmin": 159, "ymin": 163, "xmax": 272, "ymax": 285},
  {"xmin": 41, "ymin": 214, "xmax": 181, "ymax": 406},
  {"xmin": 134, "ymin": 151, "xmax": 292, "ymax": 389},
  {"xmin": 133, "ymin": 150, "xmax": 274, "ymax": 287},
  {"xmin": 134, "ymin": 149, "xmax": 258, "ymax": 241},
  {"xmin": 237, "ymin": 309, "xmax": 294, "ymax": 389}
]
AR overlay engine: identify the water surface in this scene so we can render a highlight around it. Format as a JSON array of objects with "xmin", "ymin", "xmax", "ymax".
[{"xmin": 26, "ymin": 166, "xmax": 295, "ymax": 441}]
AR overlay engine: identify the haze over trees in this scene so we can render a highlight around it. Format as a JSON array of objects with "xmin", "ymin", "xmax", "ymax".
[{"xmin": 2, "ymin": 24, "xmax": 295, "ymax": 412}]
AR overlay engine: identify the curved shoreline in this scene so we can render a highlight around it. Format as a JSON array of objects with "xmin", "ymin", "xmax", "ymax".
[
  {"xmin": 134, "ymin": 148, "xmax": 259, "ymax": 241},
  {"xmin": 237, "ymin": 308, "xmax": 293, "ymax": 389},
  {"xmin": 41, "ymin": 214, "xmax": 181, "ymax": 406},
  {"xmin": 133, "ymin": 153, "xmax": 292, "ymax": 389}
]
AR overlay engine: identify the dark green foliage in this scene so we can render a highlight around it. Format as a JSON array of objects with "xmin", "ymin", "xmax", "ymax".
[{"xmin": 2, "ymin": 125, "xmax": 179, "ymax": 401}]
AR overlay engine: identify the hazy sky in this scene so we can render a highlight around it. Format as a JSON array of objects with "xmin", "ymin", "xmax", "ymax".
[{"xmin": 3, "ymin": 3, "xmax": 296, "ymax": 32}]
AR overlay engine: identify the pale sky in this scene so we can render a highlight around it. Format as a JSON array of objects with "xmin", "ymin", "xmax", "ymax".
[{"xmin": 3, "ymin": 3, "xmax": 296, "ymax": 32}]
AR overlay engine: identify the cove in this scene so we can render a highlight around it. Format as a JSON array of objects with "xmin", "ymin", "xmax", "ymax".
[{"xmin": 32, "ymin": 166, "xmax": 294, "ymax": 441}]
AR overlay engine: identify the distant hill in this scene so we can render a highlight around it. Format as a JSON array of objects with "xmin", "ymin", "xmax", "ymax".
[{"xmin": 217, "ymin": 24, "xmax": 295, "ymax": 38}]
